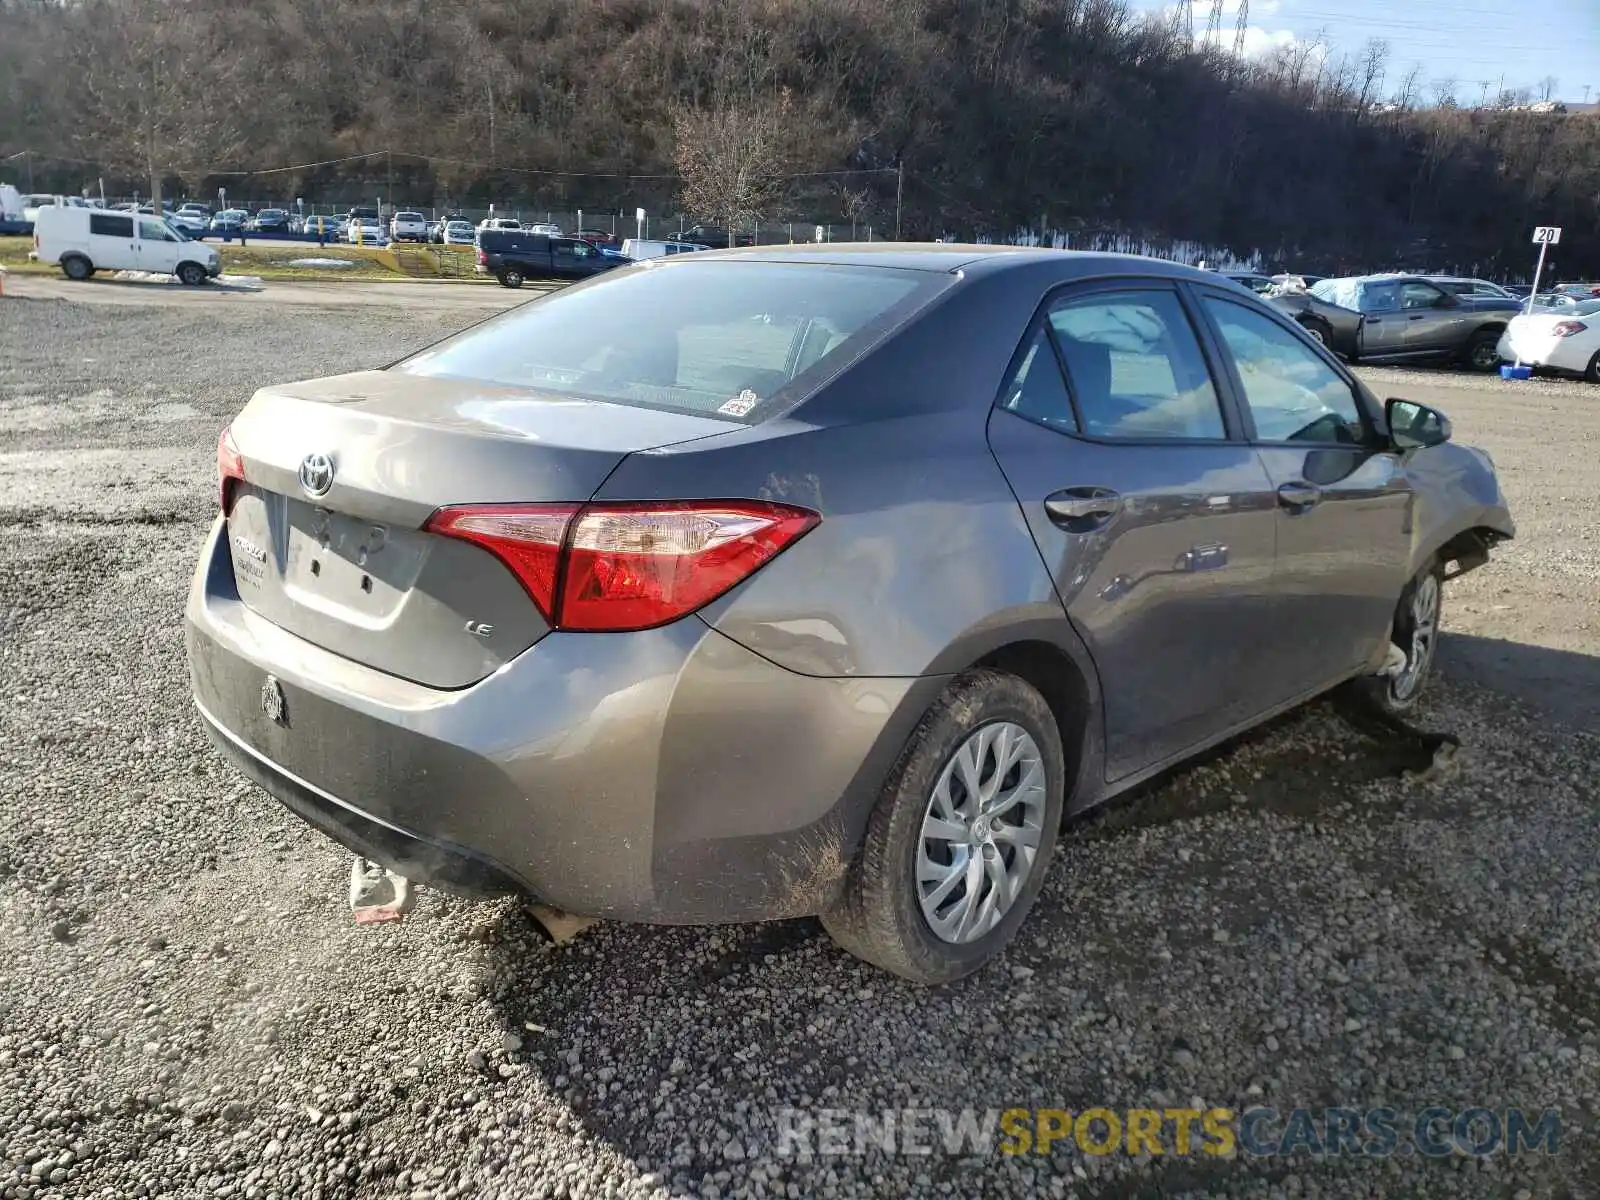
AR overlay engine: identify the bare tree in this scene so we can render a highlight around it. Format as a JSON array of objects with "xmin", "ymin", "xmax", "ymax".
[
  {"xmin": 1429, "ymin": 77, "xmax": 1459, "ymax": 108},
  {"xmin": 1391, "ymin": 64, "xmax": 1424, "ymax": 111},
  {"xmin": 1538, "ymin": 75, "xmax": 1560, "ymax": 102},
  {"xmin": 674, "ymin": 91, "xmax": 794, "ymax": 246},
  {"xmin": 1354, "ymin": 39, "xmax": 1390, "ymax": 114},
  {"xmin": 65, "ymin": 0, "xmax": 243, "ymax": 207}
]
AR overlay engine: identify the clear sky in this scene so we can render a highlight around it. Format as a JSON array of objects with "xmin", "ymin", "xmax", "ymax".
[{"xmin": 1132, "ymin": 0, "xmax": 1600, "ymax": 105}]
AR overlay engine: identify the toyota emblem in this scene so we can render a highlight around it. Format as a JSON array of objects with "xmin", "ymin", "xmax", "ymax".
[{"xmin": 298, "ymin": 453, "xmax": 335, "ymax": 497}]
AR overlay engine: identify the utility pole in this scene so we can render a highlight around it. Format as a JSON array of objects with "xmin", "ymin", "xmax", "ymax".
[
  {"xmin": 894, "ymin": 160, "xmax": 903, "ymax": 241},
  {"xmin": 1477, "ymin": 80, "xmax": 1491, "ymax": 108},
  {"xmin": 386, "ymin": 149, "xmax": 393, "ymax": 221},
  {"xmin": 1585, "ymin": 85, "xmax": 1593, "ymax": 105},
  {"xmin": 25, "ymin": 150, "xmax": 34, "ymax": 193}
]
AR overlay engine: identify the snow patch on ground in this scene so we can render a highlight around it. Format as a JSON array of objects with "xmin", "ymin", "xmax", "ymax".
[{"xmin": 110, "ymin": 270, "xmax": 265, "ymax": 290}]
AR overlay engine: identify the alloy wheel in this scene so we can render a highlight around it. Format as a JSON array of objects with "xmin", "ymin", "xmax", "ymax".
[
  {"xmin": 916, "ymin": 721, "xmax": 1048, "ymax": 944},
  {"xmin": 1392, "ymin": 573, "xmax": 1440, "ymax": 702}
]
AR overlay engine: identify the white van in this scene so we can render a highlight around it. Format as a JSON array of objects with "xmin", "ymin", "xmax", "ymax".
[
  {"xmin": 33, "ymin": 205, "xmax": 220, "ymax": 285},
  {"xmin": 619, "ymin": 238, "xmax": 708, "ymax": 261}
]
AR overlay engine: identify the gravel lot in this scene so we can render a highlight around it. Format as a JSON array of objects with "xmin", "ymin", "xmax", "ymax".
[{"xmin": 2, "ymin": 286, "xmax": 1598, "ymax": 1199}]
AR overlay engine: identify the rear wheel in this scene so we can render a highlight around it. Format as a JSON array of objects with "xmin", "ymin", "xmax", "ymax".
[
  {"xmin": 1586, "ymin": 351, "xmax": 1600, "ymax": 385},
  {"xmin": 1299, "ymin": 316, "xmax": 1332, "ymax": 348},
  {"xmin": 176, "ymin": 261, "xmax": 207, "ymax": 286},
  {"xmin": 822, "ymin": 669, "xmax": 1065, "ymax": 984},
  {"xmin": 1465, "ymin": 329, "xmax": 1502, "ymax": 371},
  {"xmin": 1348, "ymin": 560, "xmax": 1444, "ymax": 717},
  {"xmin": 61, "ymin": 255, "xmax": 93, "ymax": 281},
  {"xmin": 500, "ymin": 268, "xmax": 524, "ymax": 289}
]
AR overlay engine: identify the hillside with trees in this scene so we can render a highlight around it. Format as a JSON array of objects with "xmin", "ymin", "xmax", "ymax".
[{"xmin": 2, "ymin": 0, "xmax": 1595, "ymax": 275}]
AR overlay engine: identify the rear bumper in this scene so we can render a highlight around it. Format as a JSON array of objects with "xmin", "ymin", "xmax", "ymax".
[{"xmin": 185, "ymin": 516, "xmax": 938, "ymax": 923}]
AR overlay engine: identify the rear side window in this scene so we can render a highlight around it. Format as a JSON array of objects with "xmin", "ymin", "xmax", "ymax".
[
  {"xmin": 89, "ymin": 213, "xmax": 133, "ymax": 238},
  {"xmin": 1046, "ymin": 290, "xmax": 1225, "ymax": 440},
  {"xmin": 998, "ymin": 328, "xmax": 1077, "ymax": 433},
  {"xmin": 396, "ymin": 262, "xmax": 945, "ymax": 422}
]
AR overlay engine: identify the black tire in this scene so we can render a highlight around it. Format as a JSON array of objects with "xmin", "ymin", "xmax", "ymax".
[
  {"xmin": 61, "ymin": 255, "xmax": 93, "ymax": 281},
  {"xmin": 1586, "ymin": 351, "xmax": 1600, "ymax": 385},
  {"xmin": 1345, "ymin": 559, "xmax": 1444, "ymax": 718},
  {"xmin": 1299, "ymin": 317, "xmax": 1333, "ymax": 348},
  {"xmin": 1465, "ymin": 329, "xmax": 1502, "ymax": 372},
  {"xmin": 821, "ymin": 669, "xmax": 1066, "ymax": 985},
  {"xmin": 500, "ymin": 268, "xmax": 524, "ymax": 289},
  {"xmin": 176, "ymin": 261, "xmax": 206, "ymax": 286}
]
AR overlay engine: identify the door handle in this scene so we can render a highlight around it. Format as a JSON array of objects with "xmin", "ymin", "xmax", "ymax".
[
  {"xmin": 1044, "ymin": 487, "xmax": 1123, "ymax": 531},
  {"xmin": 1276, "ymin": 481, "xmax": 1322, "ymax": 512}
]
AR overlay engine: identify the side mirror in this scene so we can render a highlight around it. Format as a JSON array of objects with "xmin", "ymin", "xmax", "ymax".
[{"xmin": 1386, "ymin": 398, "xmax": 1451, "ymax": 450}]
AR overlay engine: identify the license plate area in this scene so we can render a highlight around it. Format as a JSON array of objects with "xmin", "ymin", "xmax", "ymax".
[{"xmin": 281, "ymin": 500, "xmax": 427, "ymax": 624}]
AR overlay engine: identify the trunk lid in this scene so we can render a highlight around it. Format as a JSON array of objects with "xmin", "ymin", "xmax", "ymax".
[{"xmin": 223, "ymin": 370, "xmax": 729, "ymax": 688}]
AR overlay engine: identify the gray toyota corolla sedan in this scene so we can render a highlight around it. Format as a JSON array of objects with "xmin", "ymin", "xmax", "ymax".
[{"xmin": 187, "ymin": 246, "xmax": 1512, "ymax": 983}]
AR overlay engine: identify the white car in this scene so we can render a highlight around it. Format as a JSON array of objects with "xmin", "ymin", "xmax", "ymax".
[
  {"xmin": 171, "ymin": 207, "xmax": 210, "ymax": 235},
  {"xmin": 478, "ymin": 217, "xmax": 521, "ymax": 232},
  {"xmin": 346, "ymin": 217, "xmax": 387, "ymax": 245},
  {"xmin": 32, "ymin": 205, "xmax": 219, "ymax": 285},
  {"xmin": 1497, "ymin": 300, "xmax": 1600, "ymax": 383},
  {"xmin": 441, "ymin": 220, "xmax": 475, "ymax": 245},
  {"xmin": 390, "ymin": 211, "xmax": 429, "ymax": 242},
  {"xmin": 525, "ymin": 222, "xmax": 561, "ymax": 236}
]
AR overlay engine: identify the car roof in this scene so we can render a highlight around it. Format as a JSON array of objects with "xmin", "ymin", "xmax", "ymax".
[{"xmin": 655, "ymin": 243, "xmax": 1229, "ymax": 282}]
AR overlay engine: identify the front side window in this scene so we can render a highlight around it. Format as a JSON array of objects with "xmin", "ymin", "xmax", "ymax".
[
  {"xmin": 397, "ymin": 262, "xmax": 945, "ymax": 422},
  {"xmin": 1046, "ymin": 290, "xmax": 1226, "ymax": 440},
  {"xmin": 138, "ymin": 218, "xmax": 173, "ymax": 242},
  {"xmin": 1203, "ymin": 297, "xmax": 1366, "ymax": 445}
]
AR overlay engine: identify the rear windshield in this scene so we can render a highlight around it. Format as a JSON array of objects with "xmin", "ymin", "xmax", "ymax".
[{"xmin": 394, "ymin": 261, "xmax": 946, "ymax": 422}]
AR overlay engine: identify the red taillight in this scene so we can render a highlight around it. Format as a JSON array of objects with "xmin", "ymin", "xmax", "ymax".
[
  {"xmin": 217, "ymin": 426, "xmax": 245, "ymax": 512},
  {"xmin": 424, "ymin": 504, "xmax": 578, "ymax": 622},
  {"xmin": 1551, "ymin": 321, "xmax": 1589, "ymax": 337},
  {"xmin": 425, "ymin": 500, "xmax": 820, "ymax": 631},
  {"xmin": 476, "ymin": 248, "xmax": 487, "ymax": 265}
]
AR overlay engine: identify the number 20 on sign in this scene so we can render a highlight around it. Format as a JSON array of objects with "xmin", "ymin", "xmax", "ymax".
[{"xmin": 1532, "ymin": 227, "xmax": 1562, "ymax": 244}]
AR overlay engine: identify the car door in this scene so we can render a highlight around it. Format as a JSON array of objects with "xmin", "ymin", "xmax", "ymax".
[
  {"xmin": 136, "ymin": 217, "xmax": 182, "ymax": 273},
  {"xmin": 985, "ymin": 283, "xmax": 1282, "ymax": 779},
  {"xmin": 1195, "ymin": 290, "xmax": 1414, "ymax": 693},
  {"xmin": 1397, "ymin": 279, "xmax": 1464, "ymax": 355},
  {"xmin": 1354, "ymin": 280, "xmax": 1408, "ymax": 358}
]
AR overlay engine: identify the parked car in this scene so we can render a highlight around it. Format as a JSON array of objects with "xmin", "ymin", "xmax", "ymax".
[
  {"xmin": 1497, "ymin": 299, "xmax": 1600, "ymax": 382},
  {"xmin": 33, "ymin": 205, "xmax": 219, "ymax": 284},
  {"xmin": 478, "ymin": 216, "xmax": 521, "ymax": 232},
  {"xmin": 191, "ymin": 248, "xmax": 1511, "ymax": 982},
  {"xmin": 524, "ymin": 222, "xmax": 562, "ymax": 237},
  {"xmin": 1425, "ymin": 276, "xmax": 1516, "ymax": 300},
  {"xmin": 209, "ymin": 209, "xmax": 250, "ymax": 235},
  {"xmin": 574, "ymin": 228, "xmax": 617, "ymax": 247},
  {"xmin": 171, "ymin": 207, "xmax": 210, "ymax": 236},
  {"xmin": 1529, "ymin": 292, "xmax": 1585, "ymax": 311},
  {"xmin": 1552, "ymin": 282, "xmax": 1600, "ymax": 298},
  {"xmin": 441, "ymin": 220, "xmax": 475, "ymax": 246},
  {"xmin": 390, "ymin": 211, "xmax": 429, "ymax": 243},
  {"xmin": 619, "ymin": 238, "xmax": 708, "ymax": 261},
  {"xmin": 1221, "ymin": 271, "xmax": 1276, "ymax": 295},
  {"xmin": 1273, "ymin": 273, "xmax": 1325, "ymax": 288},
  {"xmin": 302, "ymin": 215, "xmax": 340, "ymax": 240},
  {"xmin": 1302, "ymin": 274, "xmax": 1520, "ymax": 369},
  {"xmin": 249, "ymin": 209, "xmax": 290, "ymax": 234},
  {"xmin": 1264, "ymin": 288, "xmax": 1366, "ymax": 359},
  {"xmin": 346, "ymin": 217, "xmax": 387, "ymax": 245},
  {"xmin": 678, "ymin": 224, "xmax": 755, "ymax": 248},
  {"xmin": 475, "ymin": 230, "xmax": 624, "ymax": 286}
]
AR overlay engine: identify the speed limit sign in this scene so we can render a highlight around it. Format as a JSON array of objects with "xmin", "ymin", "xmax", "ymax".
[{"xmin": 1532, "ymin": 226, "xmax": 1562, "ymax": 244}]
